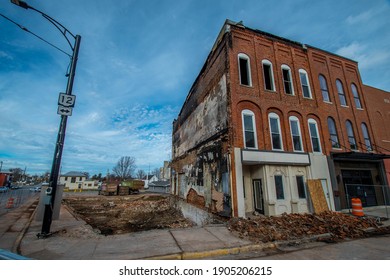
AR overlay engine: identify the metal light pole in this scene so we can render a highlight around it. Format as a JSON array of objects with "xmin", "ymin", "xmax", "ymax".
[{"xmin": 11, "ymin": 0, "xmax": 81, "ymax": 237}]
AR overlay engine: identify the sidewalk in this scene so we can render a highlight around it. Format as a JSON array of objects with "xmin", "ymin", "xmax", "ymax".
[
  {"xmin": 8, "ymin": 201, "xmax": 390, "ymax": 260},
  {"xmin": 18, "ymin": 204, "xmax": 263, "ymax": 260}
]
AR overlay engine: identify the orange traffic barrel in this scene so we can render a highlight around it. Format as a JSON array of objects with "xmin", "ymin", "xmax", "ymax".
[
  {"xmin": 351, "ymin": 198, "xmax": 364, "ymax": 217},
  {"xmin": 5, "ymin": 197, "xmax": 14, "ymax": 209}
]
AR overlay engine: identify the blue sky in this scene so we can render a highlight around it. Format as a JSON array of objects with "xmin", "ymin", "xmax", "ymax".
[{"xmin": 1, "ymin": 0, "xmax": 389, "ymax": 176}]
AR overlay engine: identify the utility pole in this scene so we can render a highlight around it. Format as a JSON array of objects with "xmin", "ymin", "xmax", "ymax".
[{"xmin": 11, "ymin": 0, "xmax": 81, "ymax": 237}]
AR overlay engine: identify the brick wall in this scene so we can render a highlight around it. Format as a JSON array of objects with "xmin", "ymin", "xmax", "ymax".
[
  {"xmin": 363, "ymin": 85, "xmax": 390, "ymax": 152},
  {"xmin": 227, "ymin": 25, "xmax": 375, "ymax": 156}
]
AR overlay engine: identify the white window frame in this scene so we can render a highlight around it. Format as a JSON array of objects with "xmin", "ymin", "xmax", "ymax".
[
  {"xmin": 351, "ymin": 83, "xmax": 363, "ymax": 109},
  {"xmin": 269, "ymin": 113, "xmax": 283, "ymax": 151},
  {"xmin": 327, "ymin": 117, "xmax": 340, "ymax": 149},
  {"xmin": 242, "ymin": 109, "xmax": 258, "ymax": 149},
  {"xmin": 289, "ymin": 116, "xmax": 304, "ymax": 152},
  {"xmin": 361, "ymin": 122, "xmax": 372, "ymax": 151},
  {"xmin": 299, "ymin": 69, "xmax": 312, "ymax": 99},
  {"xmin": 346, "ymin": 120, "xmax": 358, "ymax": 151},
  {"xmin": 336, "ymin": 79, "xmax": 348, "ymax": 106},
  {"xmin": 238, "ymin": 53, "xmax": 252, "ymax": 86},
  {"xmin": 319, "ymin": 74, "xmax": 331, "ymax": 102},
  {"xmin": 308, "ymin": 118, "xmax": 322, "ymax": 153},
  {"xmin": 281, "ymin": 64, "xmax": 294, "ymax": 95},
  {"xmin": 262, "ymin": 59, "xmax": 276, "ymax": 91}
]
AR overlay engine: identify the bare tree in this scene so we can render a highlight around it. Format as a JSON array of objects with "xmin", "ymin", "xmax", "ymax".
[
  {"xmin": 112, "ymin": 156, "xmax": 136, "ymax": 180},
  {"xmin": 136, "ymin": 169, "xmax": 146, "ymax": 179},
  {"xmin": 151, "ymin": 167, "xmax": 161, "ymax": 179}
]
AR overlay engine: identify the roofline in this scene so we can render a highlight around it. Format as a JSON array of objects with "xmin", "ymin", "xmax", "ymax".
[
  {"xmin": 174, "ymin": 19, "xmax": 359, "ymax": 121},
  {"xmin": 363, "ymin": 84, "xmax": 390, "ymax": 94},
  {"xmin": 226, "ymin": 19, "xmax": 358, "ymax": 64}
]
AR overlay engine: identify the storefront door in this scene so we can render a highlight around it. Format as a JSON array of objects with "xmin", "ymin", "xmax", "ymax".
[{"xmin": 342, "ymin": 170, "xmax": 377, "ymax": 207}]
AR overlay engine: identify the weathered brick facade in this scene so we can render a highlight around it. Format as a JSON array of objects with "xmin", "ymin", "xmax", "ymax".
[
  {"xmin": 172, "ymin": 20, "xmax": 389, "ymax": 218},
  {"xmin": 363, "ymin": 85, "xmax": 390, "ymax": 184}
]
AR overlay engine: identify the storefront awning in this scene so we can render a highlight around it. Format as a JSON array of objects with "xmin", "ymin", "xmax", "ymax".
[{"xmin": 332, "ymin": 152, "xmax": 390, "ymax": 161}]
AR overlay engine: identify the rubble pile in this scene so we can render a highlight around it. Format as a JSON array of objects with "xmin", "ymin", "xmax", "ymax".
[
  {"xmin": 228, "ymin": 211, "xmax": 386, "ymax": 243},
  {"xmin": 63, "ymin": 195, "xmax": 194, "ymax": 235}
]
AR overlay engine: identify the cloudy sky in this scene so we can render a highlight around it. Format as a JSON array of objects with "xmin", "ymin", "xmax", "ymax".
[{"xmin": 1, "ymin": 0, "xmax": 389, "ymax": 176}]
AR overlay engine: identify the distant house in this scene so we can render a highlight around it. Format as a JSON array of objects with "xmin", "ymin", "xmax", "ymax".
[
  {"xmin": 142, "ymin": 175, "xmax": 158, "ymax": 189},
  {"xmin": 59, "ymin": 171, "xmax": 87, "ymax": 190},
  {"xmin": 82, "ymin": 180, "xmax": 100, "ymax": 190},
  {"xmin": 148, "ymin": 180, "xmax": 170, "ymax": 193}
]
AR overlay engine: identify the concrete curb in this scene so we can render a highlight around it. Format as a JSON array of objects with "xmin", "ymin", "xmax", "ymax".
[
  {"xmin": 12, "ymin": 198, "xmax": 39, "ymax": 254},
  {"xmin": 143, "ymin": 242, "xmax": 277, "ymax": 260},
  {"xmin": 143, "ymin": 228, "xmax": 390, "ymax": 260}
]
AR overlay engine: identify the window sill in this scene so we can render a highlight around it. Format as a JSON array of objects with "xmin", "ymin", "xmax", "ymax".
[
  {"xmin": 323, "ymin": 101, "xmax": 333, "ymax": 104},
  {"xmin": 244, "ymin": 146, "xmax": 258, "ymax": 150},
  {"xmin": 303, "ymin": 96, "xmax": 313, "ymax": 100},
  {"xmin": 239, "ymin": 84, "xmax": 253, "ymax": 88},
  {"xmin": 356, "ymin": 107, "xmax": 364, "ymax": 111},
  {"xmin": 340, "ymin": 105, "xmax": 349, "ymax": 108}
]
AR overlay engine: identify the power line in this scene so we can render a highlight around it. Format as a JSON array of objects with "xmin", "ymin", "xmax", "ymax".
[{"xmin": 0, "ymin": 13, "xmax": 71, "ymax": 57}]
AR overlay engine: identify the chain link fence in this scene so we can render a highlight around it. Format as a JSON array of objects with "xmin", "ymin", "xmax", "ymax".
[{"xmin": 345, "ymin": 183, "xmax": 390, "ymax": 219}]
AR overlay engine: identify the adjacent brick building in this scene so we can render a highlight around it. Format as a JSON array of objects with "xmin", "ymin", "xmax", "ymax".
[
  {"xmin": 363, "ymin": 85, "xmax": 390, "ymax": 184},
  {"xmin": 171, "ymin": 20, "xmax": 390, "ymax": 218}
]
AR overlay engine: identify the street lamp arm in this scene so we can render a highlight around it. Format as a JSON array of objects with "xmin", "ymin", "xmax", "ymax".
[
  {"xmin": 11, "ymin": 0, "xmax": 76, "ymax": 51},
  {"xmin": 10, "ymin": 0, "xmax": 82, "ymax": 237}
]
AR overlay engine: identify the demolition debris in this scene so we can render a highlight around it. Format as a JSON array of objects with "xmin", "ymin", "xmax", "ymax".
[
  {"xmin": 63, "ymin": 194, "xmax": 194, "ymax": 235},
  {"xmin": 228, "ymin": 211, "xmax": 389, "ymax": 243}
]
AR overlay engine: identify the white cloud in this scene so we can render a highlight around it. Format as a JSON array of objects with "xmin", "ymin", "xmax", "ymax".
[
  {"xmin": 336, "ymin": 42, "xmax": 390, "ymax": 70},
  {"xmin": 346, "ymin": 9, "xmax": 378, "ymax": 25}
]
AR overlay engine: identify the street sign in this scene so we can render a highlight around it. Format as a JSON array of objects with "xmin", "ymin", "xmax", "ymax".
[
  {"xmin": 58, "ymin": 93, "xmax": 76, "ymax": 107},
  {"xmin": 57, "ymin": 105, "xmax": 73, "ymax": 116}
]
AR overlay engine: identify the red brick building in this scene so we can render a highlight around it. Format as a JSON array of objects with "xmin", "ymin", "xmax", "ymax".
[
  {"xmin": 171, "ymin": 20, "xmax": 389, "ymax": 218},
  {"xmin": 364, "ymin": 85, "xmax": 390, "ymax": 184}
]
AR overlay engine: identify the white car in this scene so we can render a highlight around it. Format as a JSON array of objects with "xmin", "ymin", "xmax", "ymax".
[{"xmin": 29, "ymin": 186, "xmax": 41, "ymax": 192}]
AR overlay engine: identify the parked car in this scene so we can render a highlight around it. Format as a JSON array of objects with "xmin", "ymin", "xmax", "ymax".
[
  {"xmin": 0, "ymin": 186, "xmax": 9, "ymax": 193},
  {"xmin": 29, "ymin": 186, "xmax": 41, "ymax": 192},
  {"xmin": 11, "ymin": 185, "xmax": 21, "ymax": 190}
]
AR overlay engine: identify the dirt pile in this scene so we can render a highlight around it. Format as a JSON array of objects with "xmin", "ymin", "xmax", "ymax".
[
  {"xmin": 228, "ymin": 211, "xmax": 388, "ymax": 243},
  {"xmin": 63, "ymin": 195, "xmax": 194, "ymax": 235}
]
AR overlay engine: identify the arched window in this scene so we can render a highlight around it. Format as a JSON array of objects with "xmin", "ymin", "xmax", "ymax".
[
  {"xmin": 346, "ymin": 120, "xmax": 358, "ymax": 150},
  {"xmin": 327, "ymin": 117, "xmax": 340, "ymax": 149},
  {"xmin": 308, "ymin": 119, "xmax": 321, "ymax": 152},
  {"xmin": 361, "ymin": 123, "xmax": 372, "ymax": 151},
  {"xmin": 242, "ymin": 110, "xmax": 257, "ymax": 149},
  {"xmin": 336, "ymin": 79, "xmax": 347, "ymax": 106},
  {"xmin": 351, "ymin": 83, "xmax": 363, "ymax": 109},
  {"xmin": 282, "ymin": 64, "xmax": 294, "ymax": 95},
  {"xmin": 299, "ymin": 69, "xmax": 312, "ymax": 98},
  {"xmin": 269, "ymin": 113, "xmax": 283, "ymax": 150},
  {"xmin": 238, "ymin": 53, "xmax": 252, "ymax": 86},
  {"xmin": 319, "ymin": 75, "xmax": 330, "ymax": 102},
  {"xmin": 262, "ymin": 59, "xmax": 276, "ymax": 91},
  {"xmin": 289, "ymin": 116, "xmax": 303, "ymax": 152}
]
